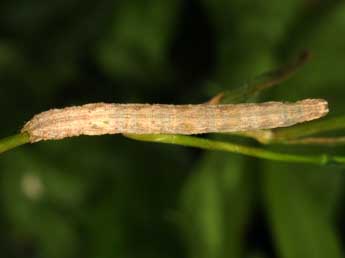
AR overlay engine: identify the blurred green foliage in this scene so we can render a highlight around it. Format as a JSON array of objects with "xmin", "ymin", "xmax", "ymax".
[{"xmin": 0, "ymin": 1, "xmax": 345, "ymax": 258}]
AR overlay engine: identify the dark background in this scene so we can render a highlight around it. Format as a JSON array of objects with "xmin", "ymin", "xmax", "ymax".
[{"xmin": 1, "ymin": 1, "xmax": 345, "ymax": 257}]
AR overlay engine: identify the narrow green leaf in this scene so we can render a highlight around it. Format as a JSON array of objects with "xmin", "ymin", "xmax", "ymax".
[
  {"xmin": 179, "ymin": 152, "xmax": 253, "ymax": 258},
  {"xmin": 263, "ymin": 163, "xmax": 344, "ymax": 258}
]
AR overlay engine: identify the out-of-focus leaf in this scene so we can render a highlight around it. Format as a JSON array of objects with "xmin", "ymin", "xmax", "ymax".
[
  {"xmin": 263, "ymin": 163, "xmax": 344, "ymax": 258},
  {"xmin": 0, "ymin": 0, "xmax": 80, "ymax": 35},
  {"xmin": 276, "ymin": 2, "xmax": 345, "ymax": 109},
  {"xmin": 0, "ymin": 151, "xmax": 81, "ymax": 258},
  {"xmin": 246, "ymin": 253, "xmax": 269, "ymax": 258},
  {"xmin": 0, "ymin": 136, "xmax": 190, "ymax": 258},
  {"xmin": 0, "ymin": 1, "xmax": 119, "ymax": 104},
  {"xmin": 96, "ymin": 0, "xmax": 180, "ymax": 83},
  {"xmin": 201, "ymin": 0, "xmax": 303, "ymax": 87},
  {"xmin": 0, "ymin": 42, "xmax": 24, "ymax": 73},
  {"xmin": 179, "ymin": 152, "xmax": 254, "ymax": 258}
]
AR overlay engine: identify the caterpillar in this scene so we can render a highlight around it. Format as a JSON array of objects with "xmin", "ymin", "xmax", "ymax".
[{"xmin": 21, "ymin": 99, "xmax": 328, "ymax": 143}]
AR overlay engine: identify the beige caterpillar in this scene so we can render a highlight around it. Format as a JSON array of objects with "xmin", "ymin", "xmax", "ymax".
[{"xmin": 21, "ymin": 99, "xmax": 328, "ymax": 143}]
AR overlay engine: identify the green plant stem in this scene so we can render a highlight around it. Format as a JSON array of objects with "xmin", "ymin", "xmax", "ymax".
[
  {"xmin": 124, "ymin": 134, "xmax": 345, "ymax": 166},
  {"xmin": 280, "ymin": 136, "xmax": 345, "ymax": 145},
  {"xmin": 228, "ymin": 116, "xmax": 345, "ymax": 145},
  {"xmin": 0, "ymin": 133, "xmax": 30, "ymax": 154},
  {"xmin": 272, "ymin": 116, "xmax": 345, "ymax": 141}
]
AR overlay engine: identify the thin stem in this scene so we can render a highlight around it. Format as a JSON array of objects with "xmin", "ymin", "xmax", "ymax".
[
  {"xmin": 248, "ymin": 51, "xmax": 310, "ymax": 92},
  {"xmin": 221, "ymin": 51, "xmax": 311, "ymax": 103},
  {"xmin": 272, "ymin": 116, "xmax": 345, "ymax": 141},
  {"xmin": 124, "ymin": 134, "xmax": 345, "ymax": 166},
  {"xmin": 0, "ymin": 133, "xmax": 30, "ymax": 154},
  {"xmin": 227, "ymin": 116, "xmax": 345, "ymax": 145},
  {"xmin": 280, "ymin": 136, "xmax": 345, "ymax": 145}
]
